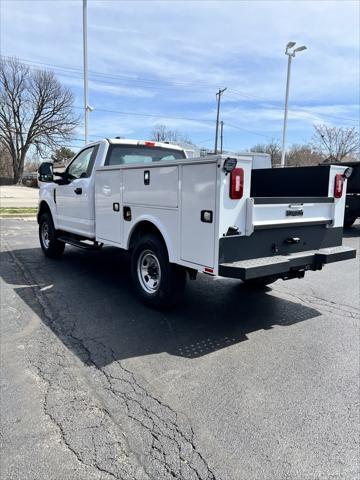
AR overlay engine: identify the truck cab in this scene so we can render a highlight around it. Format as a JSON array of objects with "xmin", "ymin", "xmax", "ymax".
[{"xmin": 39, "ymin": 139, "xmax": 187, "ymax": 239}]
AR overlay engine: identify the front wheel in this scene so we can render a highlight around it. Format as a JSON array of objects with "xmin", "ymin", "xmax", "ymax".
[
  {"xmin": 131, "ymin": 234, "xmax": 186, "ymax": 308},
  {"xmin": 39, "ymin": 212, "xmax": 65, "ymax": 258}
]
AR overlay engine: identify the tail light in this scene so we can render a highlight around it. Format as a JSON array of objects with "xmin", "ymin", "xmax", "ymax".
[
  {"xmin": 334, "ymin": 173, "xmax": 344, "ymax": 198},
  {"xmin": 230, "ymin": 168, "xmax": 244, "ymax": 199}
]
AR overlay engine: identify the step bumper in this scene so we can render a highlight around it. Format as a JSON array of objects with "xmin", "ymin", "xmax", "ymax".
[{"xmin": 218, "ymin": 246, "xmax": 356, "ymax": 280}]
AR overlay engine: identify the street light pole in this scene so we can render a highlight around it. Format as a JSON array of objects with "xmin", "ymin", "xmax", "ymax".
[
  {"xmin": 280, "ymin": 42, "xmax": 307, "ymax": 167},
  {"xmin": 83, "ymin": 0, "xmax": 89, "ymax": 145},
  {"xmin": 280, "ymin": 52, "xmax": 292, "ymax": 167},
  {"xmin": 214, "ymin": 88, "xmax": 227, "ymax": 154}
]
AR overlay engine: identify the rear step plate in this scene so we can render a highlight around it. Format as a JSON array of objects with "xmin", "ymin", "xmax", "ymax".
[{"xmin": 219, "ymin": 246, "xmax": 356, "ymax": 280}]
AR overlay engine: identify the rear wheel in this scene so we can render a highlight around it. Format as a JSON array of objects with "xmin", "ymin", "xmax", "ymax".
[
  {"xmin": 242, "ymin": 275, "xmax": 278, "ymax": 288},
  {"xmin": 131, "ymin": 234, "xmax": 186, "ymax": 308},
  {"xmin": 39, "ymin": 212, "xmax": 65, "ymax": 258},
  {"xmin": 344, "ymin": 214, "xmax": 356, "ymax": 229}
]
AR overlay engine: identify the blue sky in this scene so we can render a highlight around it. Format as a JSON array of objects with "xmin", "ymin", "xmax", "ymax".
[{"xmin": 1, "ymin": 0, "xmax": 359, "ymax": 153}]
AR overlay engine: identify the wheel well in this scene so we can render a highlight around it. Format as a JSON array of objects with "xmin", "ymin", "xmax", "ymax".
[
  {"xmin": 128, "ymin": 221, "xmax": 168, "ymax": 253},
  {"xmin": 37, "ymin": 201, "xmax": 51, "ymax": 224}
]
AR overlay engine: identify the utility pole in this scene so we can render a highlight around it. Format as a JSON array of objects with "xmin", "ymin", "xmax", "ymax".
[
  {"xmin": 220, "ymin": 120, "xmax": 224, "ymax": 153},
  {"xmin": 214, "ymin": 88, "xmax": 227, "ymax": 154},
  {"xmin": 83, "ymin": 0, "xmax": 89, "ymax": 144}
]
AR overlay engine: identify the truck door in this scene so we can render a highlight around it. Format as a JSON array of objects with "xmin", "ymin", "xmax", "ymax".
[
  {"xmin": 95, "ymin": 169, "xmax": 122, "ymax": 245},
  {"xmin": 56, "ymin": 145, "xmax": 98, "ymax": 237},
  {"xmin": 180, "ymin": 162, "xmax": 217, "ymax": 268}
]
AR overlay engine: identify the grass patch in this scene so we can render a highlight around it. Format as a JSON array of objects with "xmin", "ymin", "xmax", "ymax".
[{"xmin": 0, "ymin": 207, "xmax": 37, "ymax": 216}]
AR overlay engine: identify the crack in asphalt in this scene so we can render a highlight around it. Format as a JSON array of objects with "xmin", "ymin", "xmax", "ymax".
[
  {"xmin": 4, "ymin": 243, "xmax": 218, "ymax": 480},
  {"xmin": 81, "ymin": 336, "xmax": 217, "ymax": 480},
  {"xmin": 38, "ymin": 365, "xmax": 122, "ymax": 480},
  {"xmin": 272, "ymin": 288, "xmax": 360, "ymax": 320}
]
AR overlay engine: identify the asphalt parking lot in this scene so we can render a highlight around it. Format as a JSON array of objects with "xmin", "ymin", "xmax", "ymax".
[{"xmin": 1, "ymin": 218, "xmax": 359, "ymax": 480}]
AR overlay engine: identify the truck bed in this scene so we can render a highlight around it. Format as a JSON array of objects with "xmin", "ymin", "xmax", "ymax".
[{"xmin": 251, "ymin": 165, "xmax": 331, "ymax": 198}]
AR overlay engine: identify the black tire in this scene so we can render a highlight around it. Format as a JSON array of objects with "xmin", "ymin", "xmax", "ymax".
[
  {"xmin": 242, "ymin": 275, "xmax": 278, "ymax": 288},
  {"xmin": 344, "ymin": 215, "xmax": 356, "ymax": 229},
  {"xmin": 39, "ymin": 212, "xmax": 65, "ymax": 258},
  {"xmin": 131, "ymin": 234, "xmax": 186, "ymax": 308}
]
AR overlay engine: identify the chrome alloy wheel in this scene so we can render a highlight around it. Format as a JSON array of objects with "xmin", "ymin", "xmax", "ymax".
[
  {"xmin": 137, "ymin": 249, "xmax": 161, "ymax": 294},
  {"xmin": 41, "ymin": 221, "xmax": 50, "ymax": 249}
]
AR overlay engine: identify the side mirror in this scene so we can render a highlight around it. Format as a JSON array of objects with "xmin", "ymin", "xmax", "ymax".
[{"xmin": 38, "ymin": 162, "xmax": 53, "ymax": 183}]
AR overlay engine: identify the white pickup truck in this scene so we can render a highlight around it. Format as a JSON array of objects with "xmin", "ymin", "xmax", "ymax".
[{"xmin": 38, "ymin": 138, "xmax": 356, "ymax": 307}]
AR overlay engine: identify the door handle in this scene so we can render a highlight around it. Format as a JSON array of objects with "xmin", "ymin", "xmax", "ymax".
[{"xmin": 74, "ymin": 187, "xmax": 82, "ymax": 195}]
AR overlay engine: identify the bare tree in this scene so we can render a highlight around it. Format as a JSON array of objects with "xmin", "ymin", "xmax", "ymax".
[
  {"xmin": 286, "ymin": 144, "xmax": 324, "ymax": 166},
  {"xmin": 151, "ymin": 124, "xmax": 195, "ymax": 145},
  {"xmin": 312, "ymin": 124, "xmax": 359, "ymax": 162},
  {"xmin": 151, "ymin": 124, "xmax": 180, "ymax": 143},
  {"xmin": 250, "ymin": 139, "xmax": 282, "ymax": 167},
  {"xmin": 0, "ymin": 58, "xmax": 79, "ymax": 183}
]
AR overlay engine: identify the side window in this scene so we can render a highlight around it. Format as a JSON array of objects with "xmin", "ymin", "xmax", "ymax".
[{"xmin": 67, "ymin": 146, "xmax": 98, "ymax": 180}]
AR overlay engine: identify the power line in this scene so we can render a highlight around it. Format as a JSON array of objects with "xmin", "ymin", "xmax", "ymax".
[
  {"xmin": 225, "ymin": 122, "xmax": 273, "ymax": 140},
  {"xmin": 5, "ymin": 127, "xmax": 101, "ymax": 143},
  {"xmin": 7, "ymin": 112, "xmax": 269, "ymax": 141},
  {"xmin": 5, "ymin": 123, "xmax": 216, "ymax": 146},
  {"xmin": 73, "ymin": 105, "xmax": 216, "ymax": 125},
  {"xmin": 3, "ymin": 55, "xmax": 358, "ymax": 126},
  {"xmin": 3, "ymin": 55, "xmax": 358, "ymax": 146},
  {"xmin": 0, "ymin": 55, "xmax": 220, "ymax": 91},
  {"xmin": 73, "ymin": 105, "xmax": 270, "ymax": 139}
]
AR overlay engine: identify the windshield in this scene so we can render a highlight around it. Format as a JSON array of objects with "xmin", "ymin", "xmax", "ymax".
[{"xmin": 105, "ymin": 145, "xmax": 186, "ymax": 166}]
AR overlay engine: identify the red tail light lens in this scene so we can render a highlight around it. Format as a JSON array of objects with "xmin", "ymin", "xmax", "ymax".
[
  {"xmin": 230, "ymin": 168, "xmax": 244, "ymax": 199},
  {"xmin": 144, "ymin": 141, "xmax": 156, "ymax": 147},
  {"xmin": 334, "ymin": 173, "xmax": 344, "ymax": 198}
]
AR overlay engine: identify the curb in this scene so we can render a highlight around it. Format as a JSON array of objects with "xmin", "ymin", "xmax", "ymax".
[{"xmin": 0, "ymin": 215, "xmax": 37, "ymax": 220}]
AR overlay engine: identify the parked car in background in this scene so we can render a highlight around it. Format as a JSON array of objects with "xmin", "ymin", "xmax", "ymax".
[
  {"xmin": 341, "ymin": 161, "xmax": 360, "ymax": 228},
  {"xmin": 22, "ymin": 172, "xmax": 38, "ymax": 188}
]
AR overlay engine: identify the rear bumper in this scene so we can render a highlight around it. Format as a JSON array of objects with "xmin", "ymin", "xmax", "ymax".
[{"xmin": 219, "ymin": 246, "xmax": 356, "ymax": 281}]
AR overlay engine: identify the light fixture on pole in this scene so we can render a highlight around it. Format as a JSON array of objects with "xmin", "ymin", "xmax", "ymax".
[{"xmin": 280, "ymin": 41, "xmax": 307, "ymax": 167}]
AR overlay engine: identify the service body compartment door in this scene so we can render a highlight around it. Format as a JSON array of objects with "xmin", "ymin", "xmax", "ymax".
[
  {"xmin": 181, "ymin": 163, "xmax": 216, "ymax": 267},
  {"xmin": 123, "ymin": 166, "xmax": 178, "ymax": 207},
  {"xmin": 95, "ymin": 169, "xmax": 122, "ymax": 245}
]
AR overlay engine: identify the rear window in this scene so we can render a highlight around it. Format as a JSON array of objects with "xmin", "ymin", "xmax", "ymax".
[{"xmin": 105, "ymin": 145, "xmax": 186, "ymax": 166}]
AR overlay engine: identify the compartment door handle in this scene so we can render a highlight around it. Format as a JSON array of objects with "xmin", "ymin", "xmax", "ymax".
[{"xmin": 144, "ymin": 170, "xmax": 150, "ymax": 185}]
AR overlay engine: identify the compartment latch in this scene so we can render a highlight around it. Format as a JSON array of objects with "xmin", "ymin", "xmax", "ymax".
[{"xmin": 285, "ymin": 237, "xmax": 301, "ymax": 244}]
